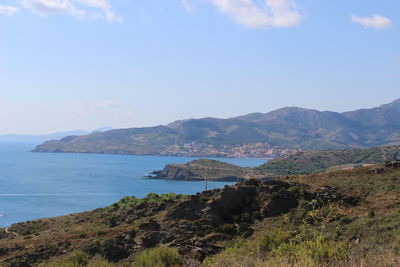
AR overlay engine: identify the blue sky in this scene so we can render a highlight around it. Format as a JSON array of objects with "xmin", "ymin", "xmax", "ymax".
[{"xmin": 0, "ymin": 0, "xmax": 399, "ymax": 134}]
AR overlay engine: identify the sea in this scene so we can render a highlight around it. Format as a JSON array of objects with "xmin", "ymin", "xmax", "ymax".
[{"xmin": 0, "ymin": 143, "xmax": 267, "ymax": 228}]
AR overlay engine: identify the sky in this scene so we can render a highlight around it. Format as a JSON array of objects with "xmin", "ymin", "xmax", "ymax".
[{"xmin": 0, "ymin": 0, "xmax": 399, "ymax": 134}]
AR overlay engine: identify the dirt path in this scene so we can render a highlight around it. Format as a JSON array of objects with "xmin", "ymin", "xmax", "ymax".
[{"xmin": 5, "ymin": 227, "xmax": 19, "ymax": 237}]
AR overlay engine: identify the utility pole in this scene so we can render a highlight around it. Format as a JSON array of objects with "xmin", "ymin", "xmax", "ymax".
[{"xmin": 205, "ymin": 175, "xmax": 208, "ymax": 191}]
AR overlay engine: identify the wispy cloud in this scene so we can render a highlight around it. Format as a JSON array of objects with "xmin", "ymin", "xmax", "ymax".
[
  {"xmin": 21, "ymin": 0, "xmax": 121, "ymax": 22},
  {"xmin": 181, "ymin": 0, "xmax": 196, "ymax": 12},
  {"xmin": 351, "ymin": 14, "xmax": 393, "ymax": 29},
  {"xmin": 0, "ymin": 5, "xmax": 19, "ymax": 16},
  {"xmin": 208, "ymin": 0, "xmax": 304, "ymax": 29},
  {"xmin": 67, "ymin": 100, "xmax": 120, "ymax": 113}
]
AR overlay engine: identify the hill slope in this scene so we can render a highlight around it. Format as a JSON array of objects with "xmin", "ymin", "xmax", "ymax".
[
  {"xmin": 33, "ymin": 99, "xmax": 400, "ymax": 155},
  {"xmin": 257, "ymin": 145, "xmax": 400, "ymax": 175}
]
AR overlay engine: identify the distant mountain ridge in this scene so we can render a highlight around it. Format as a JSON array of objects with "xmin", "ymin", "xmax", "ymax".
[
  {"xmin": 33, "ymin": 99, "xmax": 400, "ymax": 156},
  {"xmin": 0, "ymin": 127, "xmax": 112, "ymax": 144}
]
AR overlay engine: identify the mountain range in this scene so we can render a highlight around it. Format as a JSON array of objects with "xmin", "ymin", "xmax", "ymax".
[{"xmin": 33, "ymin": 99, "xmax": 400, "ymax": 155}]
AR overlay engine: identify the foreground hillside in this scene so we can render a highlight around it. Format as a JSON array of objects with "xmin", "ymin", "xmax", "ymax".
[
  {"xmin": 2, "ymin": 163, "xmax": 400, "ymax": 266},
  {"xmin": 33, "ymin": 99, "xmax": 400, "ymax": 156}
]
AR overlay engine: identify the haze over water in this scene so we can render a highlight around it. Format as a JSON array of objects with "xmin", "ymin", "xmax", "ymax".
[{"xmin": 0, "ymin": 143, "xmax": 266, "ymax": 227}]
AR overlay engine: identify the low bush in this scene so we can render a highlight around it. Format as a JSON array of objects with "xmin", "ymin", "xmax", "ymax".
[
  {"xmin": 134, "ymin": 246, "xmax": 182, "ymax": 267},
  {"xmin": 38, "ymin": 251, "xmax": 117, "ymax": 267},
  {"xmin": 216, "ymin": 224, "xmax": 237, "ymax": 235},
  {"xmin": 258, "ymin": 229, "xmax": 293, "ymax": 253},
  {"xmin": 38, "ymin": 251, "xmax": 89, "ymax": 267},
  {"xmin": 271, "ymin": 234, "xmax": 348, "ymax": 265},
  {"xmin": 105, "ymin": 193, "xmax": 188, "ymax": 211},
  {"xmin": 207, "ymin": 228, "xmax": 348, "ymax": 267}
]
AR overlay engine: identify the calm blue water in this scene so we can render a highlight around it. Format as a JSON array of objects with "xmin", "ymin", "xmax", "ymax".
[{"xmin": 0, "ymin": 143, "xmax": 266, "ymax": 227}]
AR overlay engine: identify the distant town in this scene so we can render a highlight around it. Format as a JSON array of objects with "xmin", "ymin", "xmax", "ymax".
[{"xmin": 158, "ymin": 142, "xmax": 298, "ymax": 158}]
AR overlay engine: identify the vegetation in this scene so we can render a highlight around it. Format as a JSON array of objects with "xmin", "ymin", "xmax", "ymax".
[
  {"xmin": 134, "ymin": 246, "xmax": 182, "ymax": 267},
  {"xmin": 38, "ymin": 251, "xmax": 117, "ymax": 267},
  {"xmin": 205, "ymin": 230, "xmax": 348, "ymax": 267},
  {"xmin": 37, "ymin": 247, "xmax": 182, "ymax": 267},
  {"xmin": 105, "ymin": 193, "xmax": 188, "ymax": 211}
]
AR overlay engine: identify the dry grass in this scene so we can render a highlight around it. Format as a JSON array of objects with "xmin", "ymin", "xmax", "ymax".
[{"xmin": 204, "ymin": 252, "xmax": 400, "ymax": 267}]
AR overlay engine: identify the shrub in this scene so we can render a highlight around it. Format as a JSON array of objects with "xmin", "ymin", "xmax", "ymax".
[
  {"xmin": 39, "ymin": 251, "xmax": 89, "ymax": 267},
  {"xmin": 87, "ymin": 258, "xmax": 117, "ymax": 267},
  {"xmin": 134, "ymin": 246, "xmax": 182, "ymax": 267},
  {"xmin": 338, "ymin": 216, "xmax": 352, "ymax": 225},
  {"xmin": 271, "ymin": 234, "xmax": 348, "ymax": 265},
  {"xmin": 106, "ymin": 215, "xmax": 118, "ymax": 227},
  {"xmin": 368, "ymin": 209, "xmax": 375, "ymax": 218},
  {"xmin": 216, "ymin": 224, "xmax": 237, "ymax": 235},
  {"xmin": 258, "ymin": 229, "xmax": 293, "ymax": 253},
  {"xmin": 105, "ymin": 193, "xmax": 188, "ymax": 212},
  {"xmin": 39, "ymin": 251, "xmax": 117, "ymax": 267}
]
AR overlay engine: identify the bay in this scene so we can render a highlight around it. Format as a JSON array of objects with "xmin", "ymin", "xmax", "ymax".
[{"xmin": 0, "ymin": 143, "xmax": 266, "ymax": 227}]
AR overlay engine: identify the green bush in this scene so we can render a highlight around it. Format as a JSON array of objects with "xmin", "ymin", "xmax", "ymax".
[
  {"xmin": 39, "ymin": 251, "xmax": 117, "ymax": 267},
  {"xmin": 338, "ymin": 216, "xmax": 352, "ymax": 225},
  {"xmin": 257, "ymin": 229, "xmax": 348, "ymax": 266},
  {"xmin": 87, "ymin": 258, "xmax": 117, "ymax": 267},
  {"xmin": 105, "ymin": 193, "xmax": 188, "ymax": 211},
  {"xmin": 368, "ymin": 209, "xmax": 375, "ymax": 218},
  {"xmin": 106, "ymin": 215, "xmax": 118, "ymax": 227},
  {"xmin": 216, "ymin": 224, "xmax": 237, "ymax": 235},
  {"xmin": 39, "ymin": 251, "xmax": 89, "ymax": 267},
  {"xmin": 271, "ymin": 234, "xmax": 348, "ymax": 265},
  {"xmin": 258, "ymin": 229, "xmax": 293, "ymax": 253},
  {"xmin": 134, "ymin": 246, "xmax": 182, "ymax": 267}
]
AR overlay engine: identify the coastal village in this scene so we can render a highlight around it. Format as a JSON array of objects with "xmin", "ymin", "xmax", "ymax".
[{"xmin": 159, "ymin": 142, "xmax": 297, "ymax": 158}]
